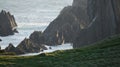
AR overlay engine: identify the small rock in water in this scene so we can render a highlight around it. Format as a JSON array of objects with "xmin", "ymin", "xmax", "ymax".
[
  {"xmin": 49, "ymin": 47, "xmax": 52, "ymax": 49},
  {"xmin": 13, "ymin": 29, "xmax": 19, "ymax": 33},
  {"xmin": 0, "ymin": 39, "xmax": 2, "ymax": 41}
]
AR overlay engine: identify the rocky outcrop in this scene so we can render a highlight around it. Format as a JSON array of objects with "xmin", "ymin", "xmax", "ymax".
[
  {"xmin": 0, "ymin": 10, "xmax": 18, "ymax": 36},
  {"xmin": 5, "ymin": 31, "xmax": 47, "ymax": 54},
  {"xmin": 44, "ymin": 0, "xmax": 120, "ymax": 48},
  {"xmin": 43, "ymin": 0, "xmax": 89, "ymax": 45},
  {"xmin": 73, "ymin": 0, "xmax": 120, "ymax": 48},
  {"xmin": 16, "ymin": 37, "xmax": 47, "ymax": 54},
  {"xmin": 5, "ymin": 43, "xmax": 24, "ymax": 54}
]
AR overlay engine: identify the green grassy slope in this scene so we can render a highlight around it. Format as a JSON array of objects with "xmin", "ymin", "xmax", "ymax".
[{"xmin": 0, "ymin": 35, "xmax": 120, "ymax": 67}]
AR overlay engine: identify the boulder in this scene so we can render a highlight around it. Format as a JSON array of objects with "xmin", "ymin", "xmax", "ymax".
[{"xmin": 0, "ymin": 10, "xmax": 18, "ymax": 36}]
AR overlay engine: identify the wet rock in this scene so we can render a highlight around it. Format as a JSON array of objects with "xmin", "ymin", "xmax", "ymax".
[{"xmin": 49, "ymin": 47, "xmax": 52, "ymax": 49}]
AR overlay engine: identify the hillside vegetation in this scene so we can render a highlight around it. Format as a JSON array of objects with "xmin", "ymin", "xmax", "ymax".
[{"xmin": 0, "ymin": 35, "xmax": 120, "ymax": 67}]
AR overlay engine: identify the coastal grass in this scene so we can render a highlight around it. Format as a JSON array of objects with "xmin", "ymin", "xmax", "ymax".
[{"xmin": 0, "ymin": 35, "xmax": 120, "ymax": 67}]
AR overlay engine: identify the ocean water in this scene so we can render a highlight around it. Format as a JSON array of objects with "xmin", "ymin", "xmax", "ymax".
[{"xmin": 0, "ymin": 0, "xmax": 73, "ymax": 49}]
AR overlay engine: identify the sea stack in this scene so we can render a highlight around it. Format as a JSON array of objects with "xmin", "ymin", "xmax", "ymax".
[{"xmin": 0, "ymin": 10, "xmax": 18, "ymax": 36}]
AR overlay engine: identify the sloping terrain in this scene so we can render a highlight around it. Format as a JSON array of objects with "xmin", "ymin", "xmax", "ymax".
[{"xmin": 0, "ymin": 35, "xmax": 120, "ymax": 67}]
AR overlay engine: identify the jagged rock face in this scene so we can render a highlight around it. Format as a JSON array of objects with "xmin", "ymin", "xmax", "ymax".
[
  {"xmin": 73, "ymin": 0, "xmax": 120, "ymax": 48},
  {"xmin": 43, "ymin": 0, "xmax": 89, "ymax": 45},
  {"xmin": 5, "ymin": 43, "xmax": 24, "ymax": 54},
  {"xmin": 0, "ymin": 10, "xmax": 18, "ymax": 36},
  {"xmin": 16, "ymin": 38, "xmax": 47, "ymax": 53},
  {"xmin": 13, "ymin": 31, "xmax": 47, "ymax": 54},
  {"xmin": 30, "ymin": 31, "xmax": 45, "ymax": 44}
]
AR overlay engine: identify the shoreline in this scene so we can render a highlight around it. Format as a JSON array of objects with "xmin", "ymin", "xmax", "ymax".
[{"xmin": 19, "ymin": 43, "xmax": 73, "ymax": 56}]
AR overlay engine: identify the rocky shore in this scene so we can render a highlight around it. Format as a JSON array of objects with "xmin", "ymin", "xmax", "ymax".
[{"xmin": 2, "ymin": 0, "xmax": 120, "ymax": 55}]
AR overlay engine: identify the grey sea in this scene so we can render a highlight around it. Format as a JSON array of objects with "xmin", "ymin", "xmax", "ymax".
[{"xmin": 0, "ymin": 0, "xmax": 73, "ymax": 49}]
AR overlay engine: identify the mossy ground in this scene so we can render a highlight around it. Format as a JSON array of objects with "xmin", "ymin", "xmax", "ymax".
[{"xmin": 0, "ymin": 35, "xmax": 120, "ymax": 67}]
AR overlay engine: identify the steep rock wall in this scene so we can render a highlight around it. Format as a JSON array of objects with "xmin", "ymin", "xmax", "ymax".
[
  {"xmin": 43, "ymin": 0, "xmax": 89, "ymax": 45},
  {"xmin": 73, "ymin": 0, "xmax": 120, "ymax": 48}
]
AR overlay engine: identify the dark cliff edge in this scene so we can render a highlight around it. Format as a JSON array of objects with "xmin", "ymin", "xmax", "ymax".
[
  {"xmin": 0, "ymin": 10, "xmax": 18, "ymax": 36},
  {"xmin": 73, "ymin": 0, "xmax": 120, "ymax": 48}
]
